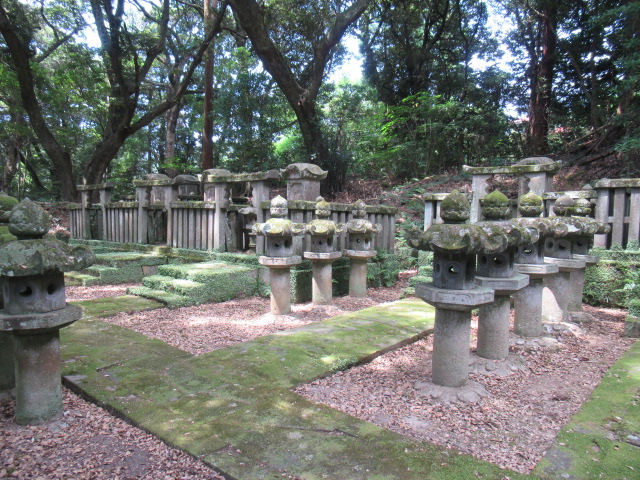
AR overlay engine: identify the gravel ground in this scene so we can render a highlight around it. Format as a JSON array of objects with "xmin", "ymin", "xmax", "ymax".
[
  {"xmin": 2, "ymin": 276, "xmax": 634, "ymax": 478},
  {"xmin": 296, "ymin": 304, "xmax": 634, "ymax": 474}
]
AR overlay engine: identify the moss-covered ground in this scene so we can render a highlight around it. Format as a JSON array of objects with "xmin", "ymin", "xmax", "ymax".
[{"xmin": 61, "ymin": 295, "xmax": 639, "ymax": 479}]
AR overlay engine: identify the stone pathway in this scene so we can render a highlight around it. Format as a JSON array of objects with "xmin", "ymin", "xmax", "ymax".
[{"xmin": 60, "ymin": 297, "xmax": 640, "ymax": 479}]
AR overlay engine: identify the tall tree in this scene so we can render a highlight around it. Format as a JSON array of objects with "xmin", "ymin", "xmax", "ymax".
[
  {"xmin": 228, "ymin": 0, "xmax": 372, "ymax": 193},
  {"xmin": 0, "ymin": 0, "xmax": 225, "ymax": 200},
  {"xmin": 359, "ymin": 0, "xmax": 496, "ymax": 106}
]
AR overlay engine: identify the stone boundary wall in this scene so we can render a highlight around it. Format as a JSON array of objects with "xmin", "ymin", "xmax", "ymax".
[
  {"xmin": 68, "ymin": 164, "xmax": 397, "ymax": 253},
  {"xmin": 423, "ymin": 159, "xmax": 639, "ymax": 249}
]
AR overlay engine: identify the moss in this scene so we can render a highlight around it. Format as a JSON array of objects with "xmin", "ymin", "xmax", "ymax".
[
  {"xmin": 535, "ymin": 340, "xmax": 640, "ymax": 479},
  {"xmin": 583, "ymin": 261, "xmax": 628, "ymax": 307}
]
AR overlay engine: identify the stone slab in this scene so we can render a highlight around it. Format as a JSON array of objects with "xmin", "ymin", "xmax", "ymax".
[
  {"xmin": 342, "ymin": 249, "xmax": 377, "ymax": 258},
  {"xmin": 303, "ymin": 251, "xmax": 342, "ymax": 261},
  {"xmin": 573, "ymin": 253, "xmax": 600, "ymax": 266},
  {"xmin": 0, "ymin": 304, "xmax": 82, "ymax": 333},
  {"xmin": 475, "ymin": 273, "xmax": 529, "ymax": 294},
  {"xmin": 515, "ymin": 262, "xmax": 559, "ymax": 277},
  {"xmin": 258, "ymin": 255, "xmax": 302, "ymax": 267},
  {"xmin": 544, "ymin": 257, "xmax": 586, "ymax": 271},
  {"xmin": 415, "ymin": 283, "xmax": 494, "ymax": 311}
]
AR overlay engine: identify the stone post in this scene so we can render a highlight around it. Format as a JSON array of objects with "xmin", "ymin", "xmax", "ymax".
[
  {"xmin": 0, "ymin": 199, "xmax": 94, "ymax": 424},
  {"xmin": 203, "ymin": 169, "xmax": 232, "ymax": 251},
  {"xmin": 513, "ymin": 192, "xmax": 559, "ymax": 337},
  {"xmin": 253, "ymin": 196, "xmax": 304, "ymax": 315},
  {"xmin": 474, "ymin": 191, "xmax": 530, "ymax": 364},
  {"xmin": 463, "ymin": 158, "xmax": 559, "ymax": 222},
  {"xmin": 542, "ymin": 196, "xmax": 588, "ymax": 323},
  {"xmin": 566, "ymin": 198, "xmax": 611, "ymax": 322},
  {"xmin": 407, "ymin": 191, "xmax": 494, "ymax": 402},
  {"xmin": 304, "ymin": 197, "xmax": 343, "ymax": 305},
  {"xmin": 281, "ymin": 163, "xmax": 327, "ymax": 201},
  {"xmin": 343, "ymin": 200, "xmax": 381, "ymax": 297}
]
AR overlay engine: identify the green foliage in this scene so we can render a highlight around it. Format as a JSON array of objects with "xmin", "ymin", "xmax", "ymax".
[{"xmin": 375, "ymin": 92, "xmax": 515, "ymax": 179}]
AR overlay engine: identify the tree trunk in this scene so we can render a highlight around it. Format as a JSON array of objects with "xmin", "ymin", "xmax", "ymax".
[
  {"xmin": 201, "ymin": 0, "xmax": 217, "ymax": 171},
  {"xmin": 528, "ymin": 6, "xmax": 557, "ymax": 155},
  {"xmin": 0, "ymin": 3, "xmax": 77, "ymax": 200}
]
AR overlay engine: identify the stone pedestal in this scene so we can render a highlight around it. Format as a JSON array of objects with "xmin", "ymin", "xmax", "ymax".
[
  {"xmin": 416, "ymin": 283, "xmax": 493, "ymax": 387},
  {"xmin": 344, "ymin": 250, "xmax": 376, "ymax": 298},
  {"xmin": 1, "ymin": 305, "xmax": 82, "ymax": 424},
  {"xmin": 514, "ymin": 263, "xmax": 559, "ymax": 337},
  {"xmin": 568, "ymin": 254, "xmax": 600, "ymax": 316},
  {"xmin": 542, "ymin": 257, "xmax": 586, "ymax": 323},
  {"xmin": 304, "ymin": 252, "xmax": 341, "ymax": 305},
  {"xmin": 258, "ymin": 256, "xmax": 302, "ymax": 315},
  {"xmin": 475, "ymin": 273, "xmax": 529, "ymax": 360},
  {"xmin": 0, "ymin": 332, "xmax": 15, "ymax": 390}
]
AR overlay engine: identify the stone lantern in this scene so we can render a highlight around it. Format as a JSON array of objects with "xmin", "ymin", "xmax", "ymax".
[
  {"xmin": 542, "ymin": 195, "xmax": 588, "ymax": 323},
  {"xmin": 474, "ymin": 191, "xmax": 531, "ymax": 365},
  {"xmin": 253, "ymin": 196, "xmax": 304, "ymax": 315},
  {"xmin": 513, "ymin": 192, "xmax": 559, "ymax": 337},
  {"xmin": 0, "ymin": 192, "xmax": 18, "ymax": 392},
  {"xmin": 0, "ymin": 199, "xmax": 95, "ymax": 424},
  {"xmin": 343, "ymin": 200, "xmax": 381, "ymax": 297},
  {"xmin": 566, "ymin": 197, "xmax": 610, "ymax": 321},
  {"xmin": 407, "ymin": 190, "xmax": 494, "ymax": 402},
  {"xmin": 303, "ymin": 197, "xmax": 344, "ymax": 305}
]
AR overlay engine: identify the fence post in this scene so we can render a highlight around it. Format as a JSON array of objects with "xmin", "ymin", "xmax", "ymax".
[{"xmin": 203, "ymin": 169, "xmax": 232, "ymax": 251}]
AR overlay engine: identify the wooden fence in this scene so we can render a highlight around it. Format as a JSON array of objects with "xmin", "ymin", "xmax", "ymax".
[{"xmin": 68, "ymin": 165, "xmax": 397, "ymax": 253}]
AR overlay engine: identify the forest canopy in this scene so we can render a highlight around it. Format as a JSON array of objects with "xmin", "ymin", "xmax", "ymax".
[{"xmin": 0, "ymin": 0, "xmax": 638, "ymax": 201}]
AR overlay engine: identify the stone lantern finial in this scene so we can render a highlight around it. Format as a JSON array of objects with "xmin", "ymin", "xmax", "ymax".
[
  {"xmin": 8, "ymin": 198, "xmax": 50, "ymax": 239},
  {"xmin": 518, "ymin": 192, "xmax": 544, "ymax": 218},
  {"xmin": 552, "ymin": 194, "xmax": 574, "ymax": 217},
  {"xmin": 314, "ymin": 196, "xmax": 331, "ymax": 218},
  {"xmin": 440, "ymin": 190, "xmax": 470, "ymax": 224},
  {"xmin": 481, "ymin": 190, "xmax": 511, "ymax": 220},
  {"xmin": 270, "ymin": 195, "xmax": 289, "ymax": 218}
]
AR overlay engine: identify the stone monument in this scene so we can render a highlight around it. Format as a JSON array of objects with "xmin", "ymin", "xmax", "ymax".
[
  {"xmin": 303, "ymin": 197, "xmax": 344, "ymax": 305},
  {"xmin": 253, "ymin": 196, "xmax": 304, "ymax": 315},
  {"xmin": 513, "ymin": 192, "xmax": 559, "ymax": 337},
  {"xmin": 542, "ymin": 195, "xmax": 589, "ymax": 323},
  {"xmin": 473, "ymin": 191, "xmax": 531, "ymax": 367},
  {"xmin": 343, "ymin": 200, "xmax": 381, "ymax": 297},
  {"xmin": 0, "ymin": 199, "xmax": 94, "ymax": 424},
  {"xmin": 407, "ymin": 191, "xmax": 495, "ymax": 402}
]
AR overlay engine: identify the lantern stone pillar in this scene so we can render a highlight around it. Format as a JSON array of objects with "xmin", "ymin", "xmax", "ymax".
[
  {"xmin": 304, "ymin": 197, "xmax": 344, "ymax": 305},
  {"xmin": 407, "ymin": 191, "xmax": 494, "ymax": 402},
  {"xmin": 566, "ymin": 198, "xmax": 611, "ymax": 322},
  {"xmin": 343, "ymin": 200, "xmax": 381, "ymax": 297},
  {"xmin": 513, "ymin": 192, "xmax": 559, "ymax": 337},
  {"xmin": 542, "ymin": 196, "xmax": 588, "ymax": 323},
  {"xmin": 0, "ymin": 199, "xmax": 94, "ymax": 424},
  {"xmin": 474, "ymin": 191, "xmax": 531, "ymax": 363},
  {"xmin": 253, "ymin": 196, "xmax": 304, "ymax": 315}
]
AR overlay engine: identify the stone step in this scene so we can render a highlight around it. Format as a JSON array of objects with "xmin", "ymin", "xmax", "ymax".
[
  {"xmin": 64, "ymin": 272, "xmax": 101, "ymax": 287},
  {"xmin": 142, "ymin": 275, "xmax": 208, "ymax": 303},
  {"xmin": 95, "ymin": 252, "xmax": 167, "ymax": 268},
  {"xmin": 157, "ymin": 262, "xmax": 253, "ymax": 283},
  {"xmin": 126, "ymin": 286, "xmax": 192, "ymax": 309}
]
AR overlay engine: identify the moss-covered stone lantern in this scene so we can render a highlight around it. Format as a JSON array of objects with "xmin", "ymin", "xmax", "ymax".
[
  {"xmin": 253, "ymin": 196, "xmax": 304, "ymax": 315},
  {"xmin": 566, "ymin": 197, "xmax": 611, "ymax": 321},
  {"xmin": 473, "ymin": 190, "xmax": 531, "ymax": 365},
  {"xmin": 0, "ymin": 199, "xmax": 95, "ymax": 424},
  {"xmin": 512, "ymin": 192, "xmax": 559, "ymax": 337},
  {"xmin": 303, "ymin": 197, "xmax": 344, "ymax": 305},
  {"xmin": 0, "ymin": 192, "xmax": 19, "ymax": 392},
  {"xmin": 541, "ymin": 195, "xmax": 588, "ymax": 323},
  {"xmin": 406, "ymin": 190, "xmax": 494, "ymax": 402},
  {"xmin": 343, "ymin": 200, "xmax": 381, "ymax": 297}
]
